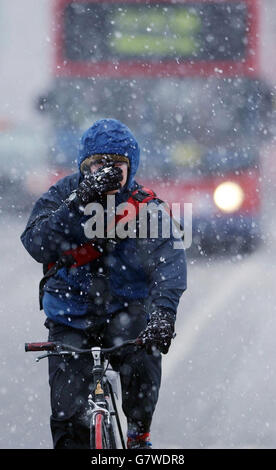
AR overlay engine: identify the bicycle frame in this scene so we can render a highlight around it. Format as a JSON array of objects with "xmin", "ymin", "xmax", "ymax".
[{"xmin": 87, "ymin": 346, "xmax": 123, "ymax": 449}]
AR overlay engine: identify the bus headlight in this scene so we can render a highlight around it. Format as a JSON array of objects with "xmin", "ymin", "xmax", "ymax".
[{"xmin": 213, "ymin": 181, "xmax": 244, "ymax": 213}]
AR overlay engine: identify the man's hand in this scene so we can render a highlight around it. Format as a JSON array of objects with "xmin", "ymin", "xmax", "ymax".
[
  {"xmin": 138, "ymin": 309, "xmax": 176, "ymax": 355},
  {"xmin": 67, "ymin": 163, "xmax": 123, "ymax": 208},
  {"xmin": 78, "ymin": 163, "xmax": 123, "ymax": 205}
]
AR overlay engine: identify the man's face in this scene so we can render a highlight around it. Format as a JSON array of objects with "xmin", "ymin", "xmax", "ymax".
[{"xmin": 89, "ymin": 161, "xmax": 128, "ymax": 194}]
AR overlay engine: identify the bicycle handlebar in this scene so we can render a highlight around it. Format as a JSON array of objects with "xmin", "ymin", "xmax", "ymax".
[{"xmin": 25, "ymin": 338, "xmax": 142, "ymax": 356}]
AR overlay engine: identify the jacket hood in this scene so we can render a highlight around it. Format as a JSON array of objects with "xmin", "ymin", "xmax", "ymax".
[{"xmin": 78, "ymin": 118, "xmax": 140, "ymax": 190}]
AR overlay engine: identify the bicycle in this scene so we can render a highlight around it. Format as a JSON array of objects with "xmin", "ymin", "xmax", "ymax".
[{"xmin": 25, "ymin": 338, "xmax": 142, "ymax": 449}]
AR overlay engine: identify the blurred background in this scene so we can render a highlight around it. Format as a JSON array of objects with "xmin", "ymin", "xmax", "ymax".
[{"xmin": 1, "ymin": 0, "xmax": 276, "ymax": 448}]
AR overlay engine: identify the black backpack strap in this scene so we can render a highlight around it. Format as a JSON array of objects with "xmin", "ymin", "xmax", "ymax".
[{"xmin": 130, "ymin": 186, "xmax": 157, "ymax": 202}]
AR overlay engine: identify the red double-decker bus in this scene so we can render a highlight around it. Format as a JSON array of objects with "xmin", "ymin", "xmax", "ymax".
[{"xmin": 40, "ymin": 0, "xmax": 272, "ymax": 253}]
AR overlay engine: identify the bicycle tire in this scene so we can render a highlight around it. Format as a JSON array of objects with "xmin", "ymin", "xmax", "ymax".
[{"xmin": 90, "ymin": 413, "xmax": 116, "ymax": 449}]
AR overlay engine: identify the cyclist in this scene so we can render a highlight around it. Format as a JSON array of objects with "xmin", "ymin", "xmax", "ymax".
[{"xmin": 21, "ymin": 118, "xmax": 187, "ymax": 449}]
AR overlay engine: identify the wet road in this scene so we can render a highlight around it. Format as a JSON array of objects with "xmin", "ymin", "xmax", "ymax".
[
  {"xmin": 154, "ymin": 171, "xmax": 276, "ymax": 449},
  {"xmin": 0, "ymin": 183, "xmax": 275, "ymax": 449}
]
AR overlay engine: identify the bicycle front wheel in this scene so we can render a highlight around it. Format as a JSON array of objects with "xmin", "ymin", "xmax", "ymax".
[{"xmin": 90, "ymin": 413, "xmax": 115, "ymax": 449}]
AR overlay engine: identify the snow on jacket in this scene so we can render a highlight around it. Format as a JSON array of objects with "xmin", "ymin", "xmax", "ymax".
[{"xmin": 21, "ymin": 119, "xmax": 187, "ymax": 328}]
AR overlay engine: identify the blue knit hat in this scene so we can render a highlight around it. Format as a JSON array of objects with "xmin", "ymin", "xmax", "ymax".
[{"xmin": 78, "ymin": 118, "xmax": 140, "ymax": 189}]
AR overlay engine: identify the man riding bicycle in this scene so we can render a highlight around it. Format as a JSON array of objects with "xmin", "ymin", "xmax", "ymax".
[{"xmin": 21, "ymin": 118, "xmax": 187, "ymax": 449}]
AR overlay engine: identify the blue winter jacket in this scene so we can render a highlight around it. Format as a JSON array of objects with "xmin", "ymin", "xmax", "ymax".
[{"xmin": 21, "ymin": 119, "xmax": 187, "ymax": 328}]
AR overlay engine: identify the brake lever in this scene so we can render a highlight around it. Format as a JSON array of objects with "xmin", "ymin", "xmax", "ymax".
[
  {"xmin": 36, "ymin": 353, "xmax": 51, "ymax": 362},
  {"xmin": 35, "ymin": 351, "xmax": 74, "ymax": 362}
]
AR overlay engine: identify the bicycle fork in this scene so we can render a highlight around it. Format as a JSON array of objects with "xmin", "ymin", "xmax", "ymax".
[
  {"xmin": 87, "ymin": 346, "xmax": 126, "ymax": 448},
  {"xmin": 87, "ymin": 347, "xmax": 111, "ymax": 426}
]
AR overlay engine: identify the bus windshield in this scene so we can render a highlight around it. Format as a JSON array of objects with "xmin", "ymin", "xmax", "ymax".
[
  {"xmin": 63, "ymin": 1, "xmax": 247, "ymax": 62},
  {"xmin": 46, "ymin": 76, "xmax": 272, "ymax": 179}
]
